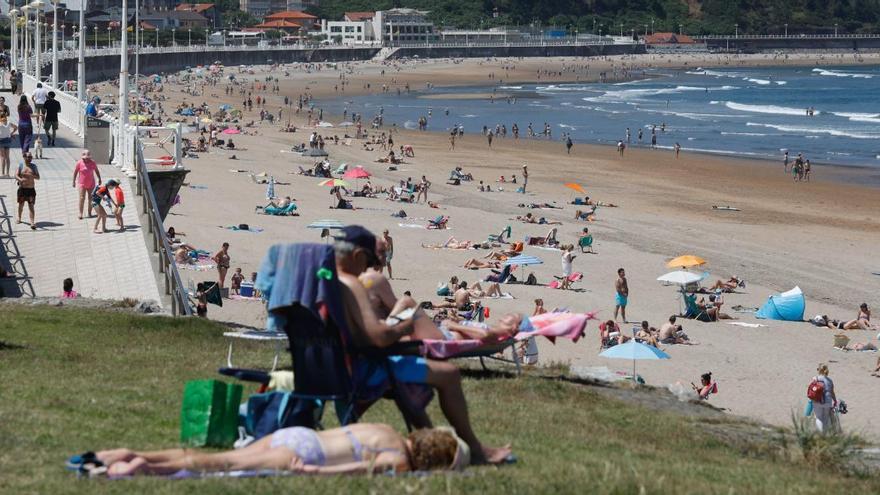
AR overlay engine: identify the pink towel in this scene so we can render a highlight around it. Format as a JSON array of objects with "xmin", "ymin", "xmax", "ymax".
[{"xmin": 517, "ymin": 311, "xmax": 597, "ymax": 344}]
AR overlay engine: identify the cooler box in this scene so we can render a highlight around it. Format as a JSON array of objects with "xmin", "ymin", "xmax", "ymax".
[{"xmin": 239, "ymin": 283, "xmax": 254, "ymax": 298}]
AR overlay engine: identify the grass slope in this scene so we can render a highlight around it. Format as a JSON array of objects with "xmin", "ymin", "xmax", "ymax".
[{"xmin": 0, "ymin": 305, "xmax": 877, "ymax": 494}]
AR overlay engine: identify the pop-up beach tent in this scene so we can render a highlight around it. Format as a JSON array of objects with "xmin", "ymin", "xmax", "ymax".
[{"xmin": 755, "ymin": 286, "xmax": 805, "ymax": 321}]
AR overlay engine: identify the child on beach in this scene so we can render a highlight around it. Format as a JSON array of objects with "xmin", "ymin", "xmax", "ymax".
[
  {"xmin": 250, "ymin": 272, "xmax": 261, "ymax": 298},
  {"xmin": 91, "ymin": 180, "xmax": 118, "ymax": 234},
  {"xmin": 230, "ymin": 268, "xmax": 244, "ymax": 295},
  {"xmin": 113, "ymin": 184, "xmax": 125, "ymax": 231}
]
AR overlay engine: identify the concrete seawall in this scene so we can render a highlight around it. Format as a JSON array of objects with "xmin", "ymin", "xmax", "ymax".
[
  {"xmin": 389, "ymin": 43, "xmax": 645, "ymax": 59},
  {"xmin": 57, "ymin": 44, "xmax": 646, "ymax": 83},
  {"xmin": 57, "ymin": 47, "xmax": 381, "ymax": 84},
  {"xmin": 703, "ymin": 37, "xmax": 880, "ymax": 53}
]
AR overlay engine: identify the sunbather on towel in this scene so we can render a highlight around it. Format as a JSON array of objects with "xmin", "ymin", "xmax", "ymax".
[
  {"xmin": 422, "ymin": 237, "xmax": 473, "ymax": 249},
  {"xmin": 516, "ymin": 213, "xmax": 538, "ymax": 224},
  {"xmin": 87, "ymin": 423, "xmax": 470, "ymax": 476},
  {"xmin": 334, "ymin": 226, "xmax": 512, "ymax": 464},
  {"xmin": 636, "ymin": 321, "xmax": 661, "ymax": 348},
  {"xmin": 463, "ymin": 258, "xmax": 502, "ymax": 270},
  {"xmin": 708, "ymin": 276, "xmax": 743, "ymax": 292}
]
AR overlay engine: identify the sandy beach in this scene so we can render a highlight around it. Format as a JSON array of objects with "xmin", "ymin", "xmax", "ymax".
[{"xmin": 105, "ymin": 52, "xmax": 880, "ymax": 439}]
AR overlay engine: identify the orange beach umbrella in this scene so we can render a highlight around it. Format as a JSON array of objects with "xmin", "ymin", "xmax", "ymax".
[
  {"xmin": 564, "ymin": 182, "xmax": 586, "ymax": 194},
  {"xmin": 666, "ymin": 255, "xmax": 707, "ymax": 269}
]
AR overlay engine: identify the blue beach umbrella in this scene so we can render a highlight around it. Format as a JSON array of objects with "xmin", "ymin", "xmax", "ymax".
[
  {"xmin": 503, "ymin": 255, "xmax": 543, "ymax": 267},
  {"xmin": 600, "ymin": 340, "xmax": 670, "ymax": 382}
]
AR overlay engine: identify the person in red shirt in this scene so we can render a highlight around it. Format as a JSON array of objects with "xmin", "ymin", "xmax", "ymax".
[{"xmin": 113, "ymin": 184, "xmax": 125, "ymax": 231}]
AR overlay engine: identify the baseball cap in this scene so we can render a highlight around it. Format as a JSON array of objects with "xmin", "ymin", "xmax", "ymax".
[{"xmin": 334, "ymin": 225, "xmax": 378, "ymax": 264}]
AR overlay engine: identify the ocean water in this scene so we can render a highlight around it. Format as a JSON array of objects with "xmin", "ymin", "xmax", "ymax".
[{"xmin": 319, "ymin": 65, "xmax": 880, "ymax": 167}]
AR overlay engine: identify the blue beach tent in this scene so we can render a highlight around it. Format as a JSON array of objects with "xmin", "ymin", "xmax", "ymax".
[{"xmin": 755, "ymin": 286, "xmax": 805, "ymax": 321}]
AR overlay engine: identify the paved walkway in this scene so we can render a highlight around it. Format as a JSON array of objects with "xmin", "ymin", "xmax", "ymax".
[{"xmin": 0, "ymin": 101, "xmax": 161, "ymax": 303}]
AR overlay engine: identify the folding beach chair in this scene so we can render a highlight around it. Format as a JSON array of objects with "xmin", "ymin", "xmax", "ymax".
[
  {"xmin": 488, "ymin": 225, "xmax": 512, "ymax": 243},
  {"xmin": 485, "ymin": 265, "xmax": 512, "ymax": 284},
  {"xmin": 220, "ymin": 243, "xmax": 430, "ymax": 432},
  {"xmin": 548, "ymin": 272, "xmax": 583, "ymax": 290},
  {"xmin": 578, "ymin": 234, "xmax": 594, "ymax": 253},
  {"xmin": 427, "ymin": 215, "xmax": 449, "ymax": 229},
  {"xmin": 683, "ymin": 293, "xmax": 712, "ymax": 322}
]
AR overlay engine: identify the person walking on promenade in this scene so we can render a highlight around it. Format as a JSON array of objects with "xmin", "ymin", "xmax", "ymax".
[
  {"xmin": 72, "ymin": 149, "xmax": 101, "ymax": 219},
  {"xmin": 42, "ymin": 91, "xmax": 61, "ymax": 146},
  {"xmin": 15, "ymin": 152, "xmax": 39, "ymax": 230},
  {"xmin": 17, "ymin": 95, "xmax": 34, "ymax": 153}
]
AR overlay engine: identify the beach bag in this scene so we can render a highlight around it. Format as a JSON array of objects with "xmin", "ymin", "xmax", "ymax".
[
  {"xmin": 245, "ymin": 391, "xmax": 319, "ymax": 439},
  {"xmin": 525, "ymin": 273, "xmax": 537, "ymax": 286},
  {"xmin": 807, "ymin": 377, "xmax": 825, "ymax": 403},
  {"xmin": 180, "ymin": 380, "xmax": 243, "ymax": 448},
  {"xmin": 436, "ymin": 283, "xmax": 451, "ymax": 297}
]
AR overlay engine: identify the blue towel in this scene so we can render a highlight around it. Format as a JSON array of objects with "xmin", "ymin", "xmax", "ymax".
[{"xmin": 255, "ymin": 243, "xmax": 349, "ymax": 336}]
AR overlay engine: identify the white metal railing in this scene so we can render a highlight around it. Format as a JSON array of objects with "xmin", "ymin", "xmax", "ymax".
[
  {"xmin": 390, "ymin": 39, "xmax": 617, "ymax": 48},
  {"xmin": 21, "ymin": 73, "xmax": 86, "ymax": 137},
  {"xmin": 695, "ymin": 34, "xmax": 880, "ymax": 40}
]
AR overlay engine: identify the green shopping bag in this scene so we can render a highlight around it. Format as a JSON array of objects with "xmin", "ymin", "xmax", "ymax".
[{"xmin": 180, "ymin": 380, "xmax": 243, "ymax": 448}]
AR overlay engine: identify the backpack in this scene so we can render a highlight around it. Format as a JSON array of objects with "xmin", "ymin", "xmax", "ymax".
[
  {"xmin": 525, "ymin": 273, "xmax": 537, "ymax": 286},
  {"xmin": 807, "ymin": 377, "xmax": 825, "ymax": 403}
]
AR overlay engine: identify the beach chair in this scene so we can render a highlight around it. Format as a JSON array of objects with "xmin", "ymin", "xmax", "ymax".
[
  {"xmin": 333, "ymin": 163, "xmax": 348, "ymax": 175},
  {"xmin": 683, "ymin": 293, "xmax": 712, "ymax": 322},
  {"xmin": 833, "ymin": 334, "xmax": 850, "ymax": 350},
  {"xmin": 427, "ymin": 215, "xmax": 449, "ymax": 229},
  {"xmin": 392, "ymin": 186, "xmax": 415, "ymax": 202},
  {"xmin": 261, "ymin": 203, "xmax": 298, "ymax": 216},
  {"xmin": 578, "ymin": 234, "xmax": 594, "ymax": 253},
  {"xmin": 548, "ymin": 272, "xmax": 583, "ymax": 290},
  {"xmin": 488, "ymin": 225, "xmax": 512, "ymax": 243},
  {"xmin": 485, "ymin": 265, "xmax": 512, "ymax": 284},
  {"xmin": 220, "ymin": 243, "xmax": 429, "ymax": 431}
]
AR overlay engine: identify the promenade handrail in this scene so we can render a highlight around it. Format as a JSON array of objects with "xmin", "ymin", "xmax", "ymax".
[
  {"xmin": 134, "ymin": 137, "xmax": 193, "ymax": 316},
  {"xmin": 694, "ymin": 33, "xmax": 880, "ymax": 40}
]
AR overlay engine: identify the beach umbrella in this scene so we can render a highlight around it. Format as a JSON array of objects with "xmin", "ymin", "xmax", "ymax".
[
  {"xmin": 666, "ymin": 255, "xmax": 706, "ymax": 269},
  {"xmin": 316, "ymin": 121, "xmax": 334, "ymax": 128},
  {"xmin": 266, "ymin": 176, "xmax": 275, "ymax": 200},
  {"xmin": 221, "ymin": 128, "xmax": 240, "ymax": 135},
  {"xmin": 504, "ymin": 255, "xmax": 543, "ymax": 267},
  {"xmin": 338, "ymin": 121, "xmax": 355, "ymax": 127},
  {"xmin": 657, "ymin": 271, "xmax": 704, "ymax": 286},
  {"xmin": 219, "ymin": 104, "xmax": 233, "ymax": 111},
  {"xmin": 564, "ymin": 182, "xmax": 586, "ymax": 194},
  {"xmin": 600, "ymin": 340, "xmax": 670, "ymax": 382},
  {"xmin": 318, "ymin": 179, "xmax": 350, "ymax": 188},
  {"xmin": 343, "ymin": 167, "xmax": 371, "ymax": 180}
]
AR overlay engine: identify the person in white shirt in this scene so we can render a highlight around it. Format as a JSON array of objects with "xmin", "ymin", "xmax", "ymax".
[{"xmin": 31, "ymin": 83, "xmax": 49, "ymax": 128}]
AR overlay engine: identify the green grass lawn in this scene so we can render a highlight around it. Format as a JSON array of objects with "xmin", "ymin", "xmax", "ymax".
[{"xmin": 1, "ymin": 305, "xmax": 878, "ymax": 494}]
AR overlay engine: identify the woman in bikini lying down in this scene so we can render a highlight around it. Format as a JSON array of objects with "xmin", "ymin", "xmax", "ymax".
[{"xmin": 84, "ymin": 424, "xmax": 474, "ymax": 477}]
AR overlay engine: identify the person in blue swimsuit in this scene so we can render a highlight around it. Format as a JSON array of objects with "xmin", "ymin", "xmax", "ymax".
[{"xmin": 84, "ymin": 424, "xmax": 469, "ymax": 476}]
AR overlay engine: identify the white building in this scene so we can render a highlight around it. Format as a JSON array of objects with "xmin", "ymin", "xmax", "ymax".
[
  {"xmin": 320, "ymin": 20, "xmax": 373, "ymax": 44},
  {"xmin": 372, "ymin": 8, "xmax": 435, "ymax": 44}
]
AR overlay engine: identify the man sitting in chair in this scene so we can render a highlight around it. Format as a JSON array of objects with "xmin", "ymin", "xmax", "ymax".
[{"xmin": 333, "ymin": 226, "xmax": 513, "ymax": 465}]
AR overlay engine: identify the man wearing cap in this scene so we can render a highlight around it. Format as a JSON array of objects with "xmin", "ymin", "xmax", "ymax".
[{"xmin": 333, "ymin": 225, "xmax": 512, "ymax": 465}]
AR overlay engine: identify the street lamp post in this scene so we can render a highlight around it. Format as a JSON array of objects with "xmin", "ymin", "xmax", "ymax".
[
  {"xmin": 51, "ymin": 0, "xmax": 59, "ymax": 87},
  {"xmin": 117, "ymin": 0, "xmax": 130, "ymax": 170},
  {"xmin": 188, "ymin": 28, "xmax": 191, "ymax": 46},
  {"xmin": 834, "ymin": 23, "xmax": 838, "ymax": 36},
  {"xmin": 77, "ymin": 0, "xmax": 86, "ymax": 137},
  {"xmin": 21, "ymin": 6, "xmax": 30, "ymax": 77},
  {"xmin": 32, "ymin": 0, "xmax": 44, "ymax": 82},
  {"xmin": 651, "ymin": 18, "xmax": 655, "ymax": 35},
  {"xmin": 9, "ymin": 9, "xmax": 19, "ymax": 71},
  {"xmin": 171, "ymin": 27, "xmax": 176, "ymax": 46},
  {"xmin": 204, "ymin": 27, "xmax": 209, "ymax": 46},
  {"xmin": 679, "ymin": 23, "xmax": 683, "ymax": 35},
  {"xmin": 784, "ymin": 23, "xmax": 788, "ymax": 36},
  {"xmin": 734, "ymin": 23, "xmax": 739, "ymax": 38},
  {"xmin": 94, "ymin": 25, "xmax": 98, "ymax": 50},
  {"xmin": 643, "ymin": 24, "xmax": 647, "ymax": 36},
  {"xmin": 618, "ymin": 23, "xmax": 622, "ymax": 37}
]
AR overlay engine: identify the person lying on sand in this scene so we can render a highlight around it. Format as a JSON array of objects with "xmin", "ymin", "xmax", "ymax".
[
  {"xmin": 574, "ymin": 209, "xmax": 597, "ymax": 221},
  {"xmin": 422, "ymin": 237, "xmax": 473, "ymax": 249},
  {"xmin": 707, "ymin": 276, "xmax": 744, "ymax": 292},
  {"xmin": 84, "ymin": 423, "xmax": 471, "ymax": 477},
  {"xmin": 519, "ymin": 203, "xmax": 561, "ymax": 209},
  {"xmin": 463, "ymin": 258, "xmax": 502, "ymax": 270},
  {"xmin": 517, "ymin": 213, "xmax": 538, "ymax": 224}
]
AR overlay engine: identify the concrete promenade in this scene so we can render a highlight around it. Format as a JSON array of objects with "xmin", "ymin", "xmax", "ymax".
[{"xmin": 0, "ymin": 98, "xmax": 161, "ymax": 303}]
